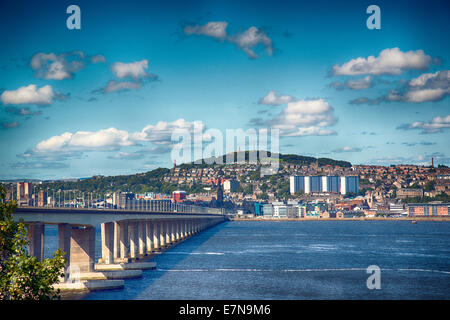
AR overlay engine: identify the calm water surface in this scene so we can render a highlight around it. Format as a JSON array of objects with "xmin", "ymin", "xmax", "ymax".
[{"xmin": 44, "ymin": 221, "xmax": 450, "ymax": 300}]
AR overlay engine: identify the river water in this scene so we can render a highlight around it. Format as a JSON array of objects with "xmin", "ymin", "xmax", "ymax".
[{"xmin": 44, "ymin": 220, "xmax": 450, "ymax": 300}]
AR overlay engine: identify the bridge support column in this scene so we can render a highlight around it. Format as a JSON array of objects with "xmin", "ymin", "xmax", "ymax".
[
  {"xmin": 138, "ymin": 220, "xmax": 147, "ymax": 257},
  {"xmin": 146, "ymin": 220, "xmax": 153, "ymax": 253},
  {"xmin": 113, "ymin": 221, "xmax": 120, "ymax": 261},
  {"xmin": 160, "ymin": 220, "xmax": 166, "ymax": 248},
  {"xmin": 58, "ymin": 223, "xmax": 71, "ymax": 265},
  {"xmin": 170, "ymin": 220, "xmax": 176, "ymax": 243},
  {"xmin": 176, "ymin": 219, "xmax": 181, "ymax": 241},
  {"xmin": 181, "ymin": 219, "xmax": 187, "ymax": 240},
  {"xmin": 58, "ymin": 223, "xmax": 71, "ymax": 280},
  {"xmin": 191, "ymin": 219, "xmax": 196, "ymax": 235},
  {"xmin": 101, "ymin": 222, "xmax": 114, "ymax": 264},
  {"xmin": 129, "ymin": 221, "xmax": 138, "ymax": 260},
  {"xmin": 70, "ymin": 226, "xmax": 95, "ymax": 272},
  {"xmin": 195, "ymin": 219, "xmax": 200, "ymax": 234},
  {"xmin": 119, "ymin": 220, "xmax": 129, "ymax": 260},
  {"xmin": 165, "ymin": 220, "xmax": 171, "ymax": 245},
  {"xmin": 28, "ymin": 222, "xmax": 44, "ymax": 262},
  {"xmin": 153, "ymin": 220, "xmax": 160, "ymax": 250},
  {"xmin": 189, "ymin": 219, "xmax": 193, "ymax": 236}
]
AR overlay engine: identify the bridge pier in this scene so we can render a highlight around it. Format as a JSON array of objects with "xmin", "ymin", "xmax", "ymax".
[
  {"xmin": 58, "ymin": 223, "xmax": 72, "ymax": 273},
  {"xmin": 101, "ymin": 222, "xmax": 114, "ymax": 264},
  {"xmin": 16, "ymin": 208, "xmax": 227, "ymax": 292},
  {"xmin": 27, "ymin": 222, "xmax": 44, "ymax": 261},
  {"xmin": 165, "ymin": 220, "xmax": 171, "ymax": 246},
  {"xmin": 170, "ymin": 219, "xmax": 176, "ymax": 243},
  {"xmin": 139, "ymin": 220, "xmax": 147, "ymax": 256},
  {"xmin": 118, "ymin": 220, "xmax": 129, "ymax": 261},
  {"xmin": 153, "ymin": 219, "xmax": 160, "ymax": 250},
  {"xmin": 188, "ymin": 219, "xmax": 193, "ymax": 236},
  {"xmin": 70, "ymin": 226, "xmax": 95, "ymax": 273},
  {"xmin": 180, "ymin": 219, "xmax": 185, "ymax": 239},
  {"xmin": 176, "ymin": 219, "xmax": 181, "ymax": 241},
  {"xmin": 129, "ymin": 221, "xmax": 138, "ymax": 260},
  {"xmin": 160, "ymin": 220, "xmax": 166, "ymax": 248},
  {"xmin": 146, "ymin": 220, "xmax": 153, "ymax": 253}
]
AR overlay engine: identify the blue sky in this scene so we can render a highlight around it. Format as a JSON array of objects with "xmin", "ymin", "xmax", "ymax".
[{"xmin": 0, "ymin": 0, "xmax": 449, "ymax": 180}]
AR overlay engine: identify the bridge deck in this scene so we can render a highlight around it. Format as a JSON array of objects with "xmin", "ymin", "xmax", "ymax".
[{"xmin": 13, "ymin": 207, "xmax": 225, "ymax": 227}]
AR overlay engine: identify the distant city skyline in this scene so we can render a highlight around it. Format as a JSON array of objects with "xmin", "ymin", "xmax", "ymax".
[{"xmin": 0, "ymin": 0, "xmax": 449, "ymax": 180}]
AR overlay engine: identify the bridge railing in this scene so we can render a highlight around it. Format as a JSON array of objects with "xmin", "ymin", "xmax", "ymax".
[{"xmin": 18, "ymin": 199, "xmax": 225, "ymax": 215}]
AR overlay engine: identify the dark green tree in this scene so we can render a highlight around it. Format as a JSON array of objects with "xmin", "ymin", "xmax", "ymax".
[{"xmin": 0, "ymin": 187, "xmax": 66, "ymax": 300}]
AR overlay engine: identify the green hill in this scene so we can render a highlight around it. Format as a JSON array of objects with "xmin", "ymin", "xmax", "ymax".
[
  {"xmin": 34, "ymin": 151, "xmax": 351, "ymax": 194},
  {"xmin": 186, "ymin": 150, "xmax": 351, "ymax": 168}
]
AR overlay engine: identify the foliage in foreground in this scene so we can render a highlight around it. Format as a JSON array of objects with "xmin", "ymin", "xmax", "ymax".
[{"xmin": 0, "ymin": 186, "xmax": 66, "ymax": 300}]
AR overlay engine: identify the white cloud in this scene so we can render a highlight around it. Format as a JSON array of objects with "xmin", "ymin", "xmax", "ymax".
[
  {"xmin": 405, "ymin": 70, "xmax": 449, "ymax": 102},
  {"xmin": 107, "ymin": 151, "xmax": 144, "ymax": 160},
  {"xmin": 368, "ymin": 152, "xmax": 450, "ymax": 166},
  {"xmin": 332, "ymin": 48, "xmax": 434, "ymax": 76},
  {"xmin": 95, "ymin": 59, "xmax": 157, "ymax": 94},
  {"xmin": 184, "ymin": 21, "xmax": 274, "ymax": 59},
  {"xmin": 332, "ymin": 146, "xmax": 363, "ymax": 153},
  {"xmin": 330, "ymin": 76, "xmax": 374, "ymax": 90},
  {"xmin": 230, "ymin": 26, "xmax": 273, "ymax": 59},
  {"xmin": 90, "ymin": 54, "xmax": 106, "ymax": 63},
  {"xmin": 184, "ymin": 21, "xmax": 228, "ymax": 40},
  {"xmin": 34, "ymin": 128, "xmax": 135, "ymax": 153},
  {"xmin": 103, "ymin": 80, "xmax": 142, "ymax": 93},
  {"xmin": 266, "ymin": 99, "xmax": 337, "ymax": 136},
  {"xmin": 258, "ymin": 90, "xmax": 295, "ymax": 105},
  {"xmin": 351, "ymin": 70, "xmax": 449, "ymax": 104},
  {"xmin": 397, "ymin": 114, "xmax": 450, "ymax": 134},
  {"xmin": 132, "ymin": 119, "xmax": 206, "ymax": 144},
  {"xmin": 25, "ymin": 119, "xmax": 206, "ymax": 158},
  {"xmin": 110, "ymin": 59, "xmax": 150, "ymax": 80},
  {"xmin": 346, "ymin": 76, "xmax": 373, "ymax": 90},
  {"xmin": 387, "ymin": 70, "xmax": 449, "ymax": 103},
  {"xmin": 403, "ymin": 88, "xmax": 448, "ymax": 103},
  {"xmin": 1, "ymin": 84, "xmax": 54, "ymax": 105},
  {"xmin": 30, "ymin": 51, "xmax": 85, "ymax": 80}
]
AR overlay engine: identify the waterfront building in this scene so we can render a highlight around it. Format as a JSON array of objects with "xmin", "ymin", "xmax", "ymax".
[
  {"xmin": 298, "ymin": 205, "xmax": 306, "ymax": 218},
  {"xmin": 272, "ymin": 203, "xmax": 288, "ymax": 218},
  {"xmin": 389, "ymin": 203, "xmax": 405, "ymax": 215},
  {"xmin": 172, "ymin": 190, "xmax": 187, "ymax": 203},
  {"xmin": 254, "ymin": 202, "xmax": 265, "ymax": 216},
  {"xmin": 407, "ymin": 203, "xmax": 450, "ymax": 217},
  {"xmin": 287, "ymin": 206, "xmax": 298, "ymax": 218},
  {"xmin": 263, "ymin": 204, "xmax": 273, "ymax": 218}
]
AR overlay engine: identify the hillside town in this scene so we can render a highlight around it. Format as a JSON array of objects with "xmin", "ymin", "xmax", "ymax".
[{"xmin": 3, "ymin": 156, "xmax": 450, "ymax": 219}]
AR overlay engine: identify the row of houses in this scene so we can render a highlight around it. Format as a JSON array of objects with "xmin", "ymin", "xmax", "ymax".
[{"xmin": 249, "ymin": 201, "xmax": 450, "ymax": 219}]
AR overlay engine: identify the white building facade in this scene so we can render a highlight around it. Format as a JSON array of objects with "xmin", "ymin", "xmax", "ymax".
[{"xmin": 290, "ymin": 175, "xmax": 359, "ymax": 195}]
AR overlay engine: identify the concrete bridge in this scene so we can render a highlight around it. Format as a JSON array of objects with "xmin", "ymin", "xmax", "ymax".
[{"xmin": 13, "ymin": 207, "xmax": 227, "ymax": 291}]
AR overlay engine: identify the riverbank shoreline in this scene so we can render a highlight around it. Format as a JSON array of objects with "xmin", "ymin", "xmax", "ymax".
[{"xmin": 230, "ymin": 217, "xmax": 450, "ymax": 222}]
